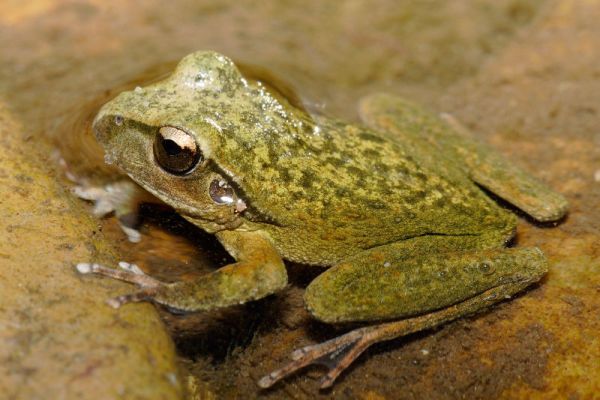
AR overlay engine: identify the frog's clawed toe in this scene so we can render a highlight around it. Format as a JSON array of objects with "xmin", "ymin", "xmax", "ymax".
[
  {"xmin": 76, "ymin": 261, "xmax": 164, "ymax": 307},
  {"xmin": 76, "ymin": 261, "xmax": 160, "ymax": 286},
  {"xmin": 258, "ymin": 327, "xmax": 375, "ymax": 390},
  {"xmin": 104, "ymin": 288, "xmax": 160, "ymax": 308},
  {"xmin": 113, "ymin": 261, "xmax": 164, "ymax": 288},
  {"xmin": 117, "ymin": 261, "xmax": 146, "ymax": 275}
]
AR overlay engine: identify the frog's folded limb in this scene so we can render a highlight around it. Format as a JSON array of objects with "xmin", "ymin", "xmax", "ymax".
[
  {"xmin": 305, "ymin": 247, "xmax": 546, "ymax": 323},
  {"xmin": 259, "ymin": 247, "xmax": 546, "ymax": 389},
  {"xmin": 359, "ymin": 93, "xmax": 568, "ymax": 222},
  {"xmin": 77, "ymin": 230, "xmax": 288, "ymax": 312},
  {"xmin": 260, "ymin": 281, "xmax": 530, "ymax": 389}
]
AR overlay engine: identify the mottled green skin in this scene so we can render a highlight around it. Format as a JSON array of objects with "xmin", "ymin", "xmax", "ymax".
[
  {"xmin": 93, "ymin": 51, "xmax": 567, "ymax": 324},
  {"xmin": 306, "ymin": 245, "xmax": 546, "ymax": 322}
]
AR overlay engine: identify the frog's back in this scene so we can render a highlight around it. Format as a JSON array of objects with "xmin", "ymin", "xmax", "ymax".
[{"xmin": 226, "ymin": 112, "xmax": 516, "ymax": 264}]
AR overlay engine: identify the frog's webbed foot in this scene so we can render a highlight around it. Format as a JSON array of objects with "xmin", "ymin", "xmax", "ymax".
[
  {"xmin": 76, "ymin": 261, "xmax": 165, "ymax": 308},
  {"xmin": 73, "ymin": 181, "xmax": 152, "ymax": 243},
  {"xmin": 258, "ymin": 326, "xmax": 377, "ymax": 389}
]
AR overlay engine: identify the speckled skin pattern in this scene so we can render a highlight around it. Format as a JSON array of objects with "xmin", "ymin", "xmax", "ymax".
[{"xmin": 92, "ymin": 51, "xmax": 567, "ymax": 323}]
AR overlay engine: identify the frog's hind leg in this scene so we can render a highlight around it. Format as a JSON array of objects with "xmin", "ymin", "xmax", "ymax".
[
  {"xmin": 260, "ymin": 283, "xmax": 518, "ymax": 389},
  {"xmin": 438, "ymin": 113, "xmax": 568, "ymax": 222},
  {"xmin": 358, "ymin": 93, "xmax": 568, "ymax": 222},
  {"xmin": 259, "ymin": 245, "xmax": 547, "ymax": 389}
]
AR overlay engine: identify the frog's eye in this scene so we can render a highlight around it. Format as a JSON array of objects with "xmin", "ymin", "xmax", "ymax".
[{"xmin": 154, "ymin": 126, "xmax": 202, "ymax": 174}]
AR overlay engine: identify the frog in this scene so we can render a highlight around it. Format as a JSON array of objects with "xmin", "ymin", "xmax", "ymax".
[{"xmin": 76, "ymin": 50, "xmax": 568, "ymax": 389}]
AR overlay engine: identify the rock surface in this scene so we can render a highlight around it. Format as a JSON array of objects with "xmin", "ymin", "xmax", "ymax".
[{"xmin": 0, "ymin": 107, "xmax": 183, "ymax": 399}]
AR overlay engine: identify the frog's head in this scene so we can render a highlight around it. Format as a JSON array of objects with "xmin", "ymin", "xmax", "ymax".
[{"xmin": 92, "ymin": 51, "xmax": 284, "ymax": 232}]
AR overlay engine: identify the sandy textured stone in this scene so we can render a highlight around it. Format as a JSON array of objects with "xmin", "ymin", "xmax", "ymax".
[{"xmin": 0, "ymin": 107, "xmax": 183, "ymax": 399}]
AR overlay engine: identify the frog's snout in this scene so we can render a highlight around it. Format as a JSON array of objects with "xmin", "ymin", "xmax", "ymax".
[
  {"xmin": 91, "ymin": 113, "xmax": 110, "ymax": 145},
  {"xmin": 92, "ymin": 121, "xmax": 108, "ymax": 144}
]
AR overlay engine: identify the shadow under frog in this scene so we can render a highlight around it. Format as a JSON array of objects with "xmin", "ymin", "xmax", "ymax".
[{"xmin": 76, "ymin": 51, "xmax": 568, "ymax": 389}]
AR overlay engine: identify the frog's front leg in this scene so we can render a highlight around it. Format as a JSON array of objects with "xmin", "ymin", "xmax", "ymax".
[
  {"xmin": 259, "ymin": 246, "xmax": 546, "ymax": 389},
  {"xmin": 77, "ymin": 230, "xmax": 288, "ymax": 311},
  {"xmin": 73, "ymin": 180, "xmax": 159, "ymax": 243}
]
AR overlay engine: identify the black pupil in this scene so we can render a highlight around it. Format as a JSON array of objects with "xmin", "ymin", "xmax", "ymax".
[
  {"xmin": 162, "ymin": 139, "xmax": 181, "ymax": 156},
  {"xmin": 154, "ymin": 128, "xmax": 200, "ymax": 175}
]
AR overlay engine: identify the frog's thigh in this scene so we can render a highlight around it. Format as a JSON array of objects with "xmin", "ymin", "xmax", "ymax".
[
  {"xmin": 305, "ymin": 244, "xmax": 547, "ymax": 324},
  {"xmin": 358, "ymin": 93, "xmax": 568, "ymax": 222},
  {"xmin": 152, "ymin": 229, "xmax": 288, "ymax": 312}
]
